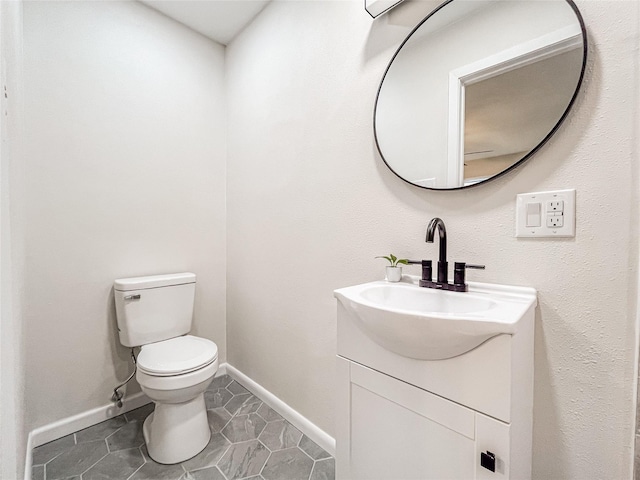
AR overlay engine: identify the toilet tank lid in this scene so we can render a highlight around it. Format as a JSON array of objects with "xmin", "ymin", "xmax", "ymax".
[{"xmin": 114, "ymin": 272, "xmax": 196, "ymax": 292}]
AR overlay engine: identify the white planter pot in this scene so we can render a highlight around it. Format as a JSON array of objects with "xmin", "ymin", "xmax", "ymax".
[{"xmin": 385, "ymin": 266, "xmax": 402, "ymax": 282}]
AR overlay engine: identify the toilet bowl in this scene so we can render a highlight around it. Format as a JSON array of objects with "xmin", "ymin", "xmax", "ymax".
[{"xmin": 136, "ymin": 335, "xmax": 218, "ymax": 464}]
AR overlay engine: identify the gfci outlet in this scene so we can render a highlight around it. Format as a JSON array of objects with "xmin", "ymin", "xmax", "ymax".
[
  {"xmin": 516, "ymin": 189, "xmax": 575, "ymax": 238},
  {"xmin": 547, "ymin": 200, "xmax": 564, "ymax": 212},
  {"xmin": 546, "ymin": 214, "xmax": 564, "ymax": 228}
]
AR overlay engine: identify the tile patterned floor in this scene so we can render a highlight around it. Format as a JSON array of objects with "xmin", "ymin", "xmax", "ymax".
[{"xmin": 32, "ymin": 375, "xmax": 335, "ymax": 480}]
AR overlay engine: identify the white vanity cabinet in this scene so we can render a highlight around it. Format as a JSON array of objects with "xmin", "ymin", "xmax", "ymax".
[
  {"xmin": 335, "ymin": 280, "xmax": 537, "ymax": 480},
  {"xmin": 337, "ymin": 357, "xmax": 511, "ymax": 480}
]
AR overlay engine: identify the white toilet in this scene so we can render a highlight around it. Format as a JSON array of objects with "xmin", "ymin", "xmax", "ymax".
[{"xmin": 114, "ymin": 272, "xmax": 218, "ymax": 464}]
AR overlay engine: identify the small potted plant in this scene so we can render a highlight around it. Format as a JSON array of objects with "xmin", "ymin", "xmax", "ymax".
[{"xmin": 376, "ymin": 254, "xmax": 409, "ymax": 282}]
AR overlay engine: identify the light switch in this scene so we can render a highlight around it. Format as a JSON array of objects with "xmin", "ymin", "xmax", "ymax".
[{"xmin": 525, "ymin": 202, "xmax": 541, "ymax": 227}]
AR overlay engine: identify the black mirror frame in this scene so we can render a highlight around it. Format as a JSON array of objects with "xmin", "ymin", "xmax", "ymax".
[{"xmin": 373, "ymin": 0, "xmax": 588, "ymax": 191}]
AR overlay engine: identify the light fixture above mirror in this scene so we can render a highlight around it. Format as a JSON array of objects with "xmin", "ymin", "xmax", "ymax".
[{"xmin": 374, "ymin": 0, "xmax": 587, "ymax": 190}]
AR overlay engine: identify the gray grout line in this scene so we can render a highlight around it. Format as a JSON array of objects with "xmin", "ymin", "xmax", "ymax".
[
  {"xmin": 307, "ymin": 459, "xmax": 315, "ymax": 480},
  {"xmin": 126, "ymin": 461, "xmax": 145, "ymax": 480},
  {"xmin": 255, "ymin": 405, "xmax": 269, "ymax": 424},
  {"xmin": 216, "ymin": 465, "xmax": 230, "ymax": 480},
  {"xmin": 42, "ymin": 451, "xmax": 64, "ymax": 468},
  {"xmin": 79, "ymin": 451, "xmax": 110, "ymax": 479},
  {"xmin": 214, "ymin": 446, "xmax": 232, "ymax": 480},
  {"xmin": 299, "ymin": 446, "xmax": 317, "ymax": 463},
  {"xmin": 258, "ymin": 441, "xmax": 272, "ymax": 479},
  {"xmin": 220, "ymin": 430, "xmax": 233, "ymax": 444}
]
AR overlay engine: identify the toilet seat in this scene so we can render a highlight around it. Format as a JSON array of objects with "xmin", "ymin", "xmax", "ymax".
[{"xmin": 138, "ymin": 335, "xmax": 218, "ymax": 377}]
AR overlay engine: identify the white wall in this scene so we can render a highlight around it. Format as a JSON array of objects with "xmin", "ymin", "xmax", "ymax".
[
  {"xmin": 22, "ymin": 1, "xmax": 227, "ymax": 432},
  {"xmin": 1, "ymin": 1, "xmax": 27, "ymax": 478},
  {"xmin": 226, "ymin": 0, "xmax": 640, "ymax": 478}
]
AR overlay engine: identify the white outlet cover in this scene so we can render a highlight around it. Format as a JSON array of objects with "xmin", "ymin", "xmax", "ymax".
[{"xmin": 516, "ymin": 189, "xmax": 576, "ymax": 238}]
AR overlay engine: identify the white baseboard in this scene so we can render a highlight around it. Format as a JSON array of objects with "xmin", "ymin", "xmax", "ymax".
[
  {"xmin": 23, "ymin": 435, "xmax": 33, "ymax": 480},
  {"xmin": 24, "ymin": 390, "xmax": 151, "ymax": 479},
  {"xmin": 216, "ymin": 363, "xmax": 228, "ymax": 376},
  {"xmin": 29, "ymin": 391, "xmax": 152, "ymax": 449},
  {"xmin": 224, "ymin": 363, "xmax": 336, "ymax": 456}
]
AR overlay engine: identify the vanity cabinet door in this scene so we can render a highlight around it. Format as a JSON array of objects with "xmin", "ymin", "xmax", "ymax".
[{"xmin": 338, "ymin": 358, "xmax": 479, "ymax": 479}]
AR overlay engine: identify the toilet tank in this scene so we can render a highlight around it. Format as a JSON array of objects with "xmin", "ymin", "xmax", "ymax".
[{"xmin": 114, "ymin": 272, "xmax": 196, "ymax": 347}]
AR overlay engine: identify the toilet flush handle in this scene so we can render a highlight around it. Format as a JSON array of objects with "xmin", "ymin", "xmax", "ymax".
[{"xmin": 124, "ymin": 294, "xmax": 141, "ymax": 300}]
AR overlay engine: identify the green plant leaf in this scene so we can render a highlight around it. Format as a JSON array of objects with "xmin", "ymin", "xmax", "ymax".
[
  {"xmin": 375, "ymin": 255, "xmax": 393, "ymax": 265},
  {"xmin": 376, "ymin": 254, "xmax": 409, "ymax": 266}
]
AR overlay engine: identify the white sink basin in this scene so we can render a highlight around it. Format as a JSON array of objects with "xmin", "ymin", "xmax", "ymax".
[{"xmin": 334, "ymin": 276, "xmax": 537, "ymax": 360}]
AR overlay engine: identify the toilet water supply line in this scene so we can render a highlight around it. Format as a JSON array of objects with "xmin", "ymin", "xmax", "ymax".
[{"xmin": 111, "ymin": 348, "xmax": 137, "ymax": 408}]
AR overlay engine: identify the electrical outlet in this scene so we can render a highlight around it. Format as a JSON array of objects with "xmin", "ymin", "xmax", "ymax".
[
  {"xmin": 547, "ymin": 200, "xmax": 564, "ymax": 212},
  {"xmin": 546, "ymin": 214, "xmax": 564, "ymax": 228}
]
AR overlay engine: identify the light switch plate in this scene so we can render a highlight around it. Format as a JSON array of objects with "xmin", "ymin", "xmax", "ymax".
[{"xmin": 516, "ymin": 189, "xmax": 575, "ymax": 238}]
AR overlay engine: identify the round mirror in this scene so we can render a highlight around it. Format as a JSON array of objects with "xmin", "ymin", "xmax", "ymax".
[{"xmin": 374, "ymin": 0, "xmax": 587, "ymax": 190}]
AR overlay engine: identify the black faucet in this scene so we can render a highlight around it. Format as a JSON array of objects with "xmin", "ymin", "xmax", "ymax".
[
  {"xmin": 426, "ymin": 217, "xmax": 448, "ymax": 283},
  {"xmin": 407, "ymin": 217, "xmax": 485, "ymax": 292}
]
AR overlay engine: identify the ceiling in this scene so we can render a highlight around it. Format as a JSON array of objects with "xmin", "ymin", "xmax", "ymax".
[{"xmin": 139, "ymin": 0, "xmax": 271, "ymax": 45}]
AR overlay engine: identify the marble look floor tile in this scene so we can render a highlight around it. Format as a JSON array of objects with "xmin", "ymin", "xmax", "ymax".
[
  {"xmin": 222, "ymin": 414, "xmax": 266, "ymax": 443},
  {"xmin": 181, "ymin": 466, "xmax": 226, "ymax": 480},
  {"xmin": 32, "ymin": 434, "xmax": 76, "ymax": 465},
  {"xmin": 45, "ymin": 440, "xmax": 108, "ymax": 479},
  {"xmin": 82, "ymin": 447, "xmax": 145, "ymax": 480},
  {"xmin": 256, "ymin": 404, "xmax": 283, "ymax": 423},
  {"xmin": 106, "ymin": 421, "xmax": 145, "ymax": 452},
  {"xmin": 32, "ymin": 465, "xmax": 44, "ymax": 480},
  {"xmin": 261, "ymin": 447, "xmax": 314, "ymax": 480},
  {"xmin": 180, "ymin": 433, "xmax": 230, "ymax": 472},
  {"xmin": 258, "ymin": 420, "xmax": 302, "ymax": 451},
  {"xmin": 128, "ymin": 460, "xmax": 184, "ymax": 480},
  {"xmin": 299, "ymin": 435, "xmax": 331, "ymax": 460},
  {"xmin": 124, "ymin": 403, "xmax": 154, "ymax": 424},
  {"xmin": 310, "ymin": 458, "xmax": 335, "ymax": 480},
  {"xmin": 224, "ymin": 393, "xmax": 261, "ymax": 415},
  {"xmin": 237, "ymin": 401, "xmax": 262, "ymax": 415},
  {"xmin": 217, "ymin": 440, "xmax": 269, "ymax": 480},
  {"xmin": 227, "ymin": 381, "xmax": 249, "ymax": 395},
  {"xmin": 204, "ymin": 388, "xmax": 233, "ymax": 409},
  {"xmin": 75, "ymin": 416, "xmax": 127, "ymax": 444},
  {"xmin": 207, "ymin": 407, "xmax": 232, "ymax": 433},
  {"xmin": 139, "ymin": 445, "xmax": 153, "ymax": 463},
  {"xmin": 208, "ymin": 374, "xmax": 233, "ymax": 390}
]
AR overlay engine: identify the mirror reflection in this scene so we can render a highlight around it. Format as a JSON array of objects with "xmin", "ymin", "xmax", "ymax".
[{"xmin": 374, "ymin": 0, "xmax": 586, "ymax": 189}]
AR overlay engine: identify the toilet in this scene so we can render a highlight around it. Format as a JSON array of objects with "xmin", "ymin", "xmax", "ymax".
[{"xmin": 114, "ymin": 272, "xmax": 218, "ymax": 464}]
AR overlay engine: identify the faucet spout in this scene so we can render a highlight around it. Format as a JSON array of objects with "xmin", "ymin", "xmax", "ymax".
[{"xmin": 426, "ymin": 217, "xmax": 448, "ymax": 283}]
